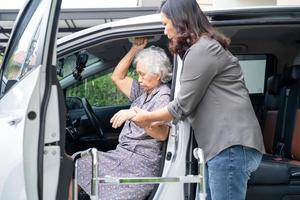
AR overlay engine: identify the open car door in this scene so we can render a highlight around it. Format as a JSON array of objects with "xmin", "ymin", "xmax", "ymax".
[{"xmin": 0, "ymin": 0, "xmax": 71, "ymax": 199}]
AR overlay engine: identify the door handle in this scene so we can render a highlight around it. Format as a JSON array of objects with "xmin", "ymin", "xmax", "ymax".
[{"xmin": 8, "ymin": 116, "xmax": 23, "ymax": 126}]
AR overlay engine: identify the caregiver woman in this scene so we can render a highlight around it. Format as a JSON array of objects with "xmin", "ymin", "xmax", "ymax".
[{"xmin": 131, "ymin": 0, "xmax": 265, "ymax": 199}]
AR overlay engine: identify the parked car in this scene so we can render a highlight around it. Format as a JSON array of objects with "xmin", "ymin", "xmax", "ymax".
[{"xmin": 1, "ymin": 0, "xmax": 300, "ymax": 199}]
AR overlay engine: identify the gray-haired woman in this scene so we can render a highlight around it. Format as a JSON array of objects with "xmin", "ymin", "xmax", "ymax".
[{"xmin": 76, "ymin": 38, "xmax": 172, "ymax": 200}]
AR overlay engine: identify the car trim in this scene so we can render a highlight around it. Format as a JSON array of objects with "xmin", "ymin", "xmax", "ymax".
[{"xmin": 57, "ymin": 28, "xmax": 164, "ymax": 58}]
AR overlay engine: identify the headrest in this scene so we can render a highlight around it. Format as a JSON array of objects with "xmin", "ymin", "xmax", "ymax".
[
  {"xmin": 281, "ymin": 65, "xmax": 300, "ymax": 84},
  {"xmin": 267, "ymin": 75, "xmax": 281, "ymax": 95},
  {"xmin": 292, "ymin": 53, "xmax": 300, "ymax": 65},
  {"xmin": 291, "ymin": 65, "xmax": 300, "ymax": 80}
]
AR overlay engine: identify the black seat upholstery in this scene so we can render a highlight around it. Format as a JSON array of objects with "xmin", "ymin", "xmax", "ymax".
[
  {"xmin": 281, "ymin": 65, "xmax": 300, "ymax": 159},
  {"xmin": 249, "ymin": 65, "xmax": 300, "ymax": 186},
  {"xmin": 249, "ymin": 154, "xmax": 290, "ymax": 185},
  {"xmin": 273, "ymin": 66, "xmax": 300, "ymax": 157},
  {"xmin": 262, "ymin": 75, "xmax": 282, "ymax": 154}
]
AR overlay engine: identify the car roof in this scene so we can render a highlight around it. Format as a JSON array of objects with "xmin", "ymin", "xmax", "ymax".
[
  {"xmin": 57, "ymin": 14, "xmax": 162, "ymax": 45},
  {"xmin": 57, "ymin": 6, "xmax": 300, "ymax": 46},
  {"xmin": 206, "ymin": 6, "xmax": 300, "ymax": 21}
]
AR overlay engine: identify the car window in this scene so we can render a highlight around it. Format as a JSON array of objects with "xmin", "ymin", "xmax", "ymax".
[
  {"xmin": 237, "ymin": 55, "xmax": 267, "ymax": 94},
  {"xmin": 57, "ymin": 54, "xmax": 76, "ymax": 79},
  {"xmin": 0, "ymin": 1, "xmax": 48, "ymax": 95},
  {"xmin": 66, "ymin": 69, "xmax": 137, "ymax": 108}
]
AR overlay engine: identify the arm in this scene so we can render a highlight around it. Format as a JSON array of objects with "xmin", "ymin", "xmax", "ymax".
[
  {"xmin": 110, "ymin": 107, "xmax": 170, "ymax": 141},
  {"xmin": 111, "ymin": 38, "xmax": 147, "ymax": 98},
  {"xmin": 110, "ymin": 102, "xmax": 172, "ymax": 129},
  {"xmin": 168, "ymin": 43, "xmax": 218, "ymax": 121},
  {"xmin": 133, "ymin": 40, "xmax": 219, "ymax": 125},
  {"xmin": 110, "ymin": 108, "xmax": 136, "ymax": 128},
  {"xmin": 132, "ymin": 106, "xmax": 172, "ymax": 126},
  {"xmin": 144, "ymin": 122, "xmax": 169, "ymax": 141}
]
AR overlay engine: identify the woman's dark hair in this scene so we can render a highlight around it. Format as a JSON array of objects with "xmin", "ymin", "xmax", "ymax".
[{"xmin": 160, "ymin": 0, "xmax": 230, "ymax": 57}]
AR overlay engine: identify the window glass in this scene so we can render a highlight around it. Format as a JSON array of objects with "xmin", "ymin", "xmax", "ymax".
[
  {"xmin": 237, "ymin": 55, "xmax": 267, "ymax": 94},
  {"xmin": 58, "ymin": 52, "xmax": 103, "ymax": 80},
  {"xmin": 0, "ymin": 0, "xmax": 47, "ymax": 95},
  {"xmin": 66, "ymin": 69, "xmax": 137, "ymax": 108},
  {"xmin": 57, "ymin": 55, "xmax": 76, "ymax": 80}
]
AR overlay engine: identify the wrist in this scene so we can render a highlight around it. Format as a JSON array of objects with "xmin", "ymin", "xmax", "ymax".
[
  {"xmin": 129, "ymin": 108, "xmax": 137, "ymax": 119},
  {"xmin": 130, "ymin": 46, "xmax": 140, "ymax": 53},
  {"xmin": 143, "ymin": 111, "xmax": 151, "ymax": 122}
]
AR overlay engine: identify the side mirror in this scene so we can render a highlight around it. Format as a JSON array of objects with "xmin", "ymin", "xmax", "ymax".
[
  {"xmin": 57, "ymin": 58, "xmax": 64, "ymax": 77},
  {"xmin": 73, "ymin": 51, "xmax": 88, "ymax": 81}
]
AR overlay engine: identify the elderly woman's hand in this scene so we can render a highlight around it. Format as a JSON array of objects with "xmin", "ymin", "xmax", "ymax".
[
  {"xmin": 131, "ymin": 107, "xmax": 151, "ymax": 128},
  {"xmin": 132, "ymin": 37, "xmax": 147, "ymax": 51},
  {"xmin": 110, "ymin": 109, "xmax": 137, "ymax": 128}
]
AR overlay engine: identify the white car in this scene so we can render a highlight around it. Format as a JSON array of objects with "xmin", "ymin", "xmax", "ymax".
[{"xmin": 1, "ymin": 0, "xmax": 300, "ymax": 199}]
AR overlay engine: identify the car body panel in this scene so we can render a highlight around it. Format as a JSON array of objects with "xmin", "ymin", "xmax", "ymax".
[
  {"xmin": 0, "ymin": 0, "xmax": 65, "ymax": 199},
  {"xmin": 56, "ymin": 7, "xmax": 300, "ymax": 199},
  {"xmin": 0, "ymin": 68, "xmax": 41, "ymax": 199},
  {"xmin": 1, "ymin": 3, "xmax": 300, "ymax": 200}
]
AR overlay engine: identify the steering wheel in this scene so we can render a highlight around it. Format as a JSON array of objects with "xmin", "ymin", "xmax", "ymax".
[{"xmin": 81, "ymin": 97, "xmax": 104, "ymax": 138}]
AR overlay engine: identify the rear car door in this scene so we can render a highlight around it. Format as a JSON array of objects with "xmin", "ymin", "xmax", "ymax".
[{"xmin": 0, "ymin": 0, "xmax": 70, "ymax": 199}]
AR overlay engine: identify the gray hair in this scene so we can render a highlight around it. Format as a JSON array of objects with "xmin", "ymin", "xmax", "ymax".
[{"xmin": 133, "ymin": 46, "xmax": 172, "ymax": 83}]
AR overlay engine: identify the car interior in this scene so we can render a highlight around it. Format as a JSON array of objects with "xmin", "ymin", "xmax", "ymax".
[
  {"xmin": 60, "ymin": 35, "xmax": 173, "ymax": 155},
  {"xmin": 59, "ymin": 35, "xmax": 176, "ymax": 199},
  {"xmin": 57, "ymin": 21, "xmax": 300, "ymax": 199},
  {"xmin": 221, "ymin": 24, "xmax": 300, "ymax": 200}
]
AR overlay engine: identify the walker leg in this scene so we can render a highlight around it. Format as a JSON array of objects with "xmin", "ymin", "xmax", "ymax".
[{"xmin": 193, "ymin": 148, "xmax": 206, "ymax": 200}]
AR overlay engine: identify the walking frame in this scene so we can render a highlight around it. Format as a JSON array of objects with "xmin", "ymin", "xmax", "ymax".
[{"xmin": 72, "ymin": 148, "xmax": 206, "ymax": 200}]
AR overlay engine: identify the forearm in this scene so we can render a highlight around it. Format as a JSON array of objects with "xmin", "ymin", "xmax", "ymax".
[
  {"xmin": 144, "ymin": 107, "xmax": 173, "ymax": 123},
  {"xmin": 144, "ymin": 124, "xmax": 169, "ymax": 141},
  {"xmin": 111, "ymin": 47, "xmax": 138, "ymax": 81},
  {"xmin": 110, "ymin": 108, "xmax": 136, "ymax": 128}
]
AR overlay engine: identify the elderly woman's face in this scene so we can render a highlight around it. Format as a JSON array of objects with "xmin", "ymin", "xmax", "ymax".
[{"xmin": 136, "ymin": 61, "xmax": 160, "ymax": 92}]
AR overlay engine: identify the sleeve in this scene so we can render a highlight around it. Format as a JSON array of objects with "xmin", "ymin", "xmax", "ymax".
[
  {"xmin": 129, "ymin": 79, "xmax": 144, "ymax": 102},
  {"xmin": 167, "ymin": 44, "xmax": 219, "ymax": 123},
  {"xmin": 150, "ymin": 92, "xmax": 170, "ymax": 112},
  {"xmin": 151, "ymin": 90, "xmax": 171, "ymax": 126}
]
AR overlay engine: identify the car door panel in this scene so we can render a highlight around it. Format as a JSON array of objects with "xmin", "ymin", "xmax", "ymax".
[
  {"xmin": 93, "ymin": 104, "xmax": 130, "ymax": 134},
  {"xmin": 67, "ymin": 104, "xmax": 129, "ymax": 152},
  {"xmin": 0, "ymin": 0, "xmax": 70, "ymax": 199},
  {"xmin": 0, "ymin": 71, "xmax": 34, "ymax": 199},
  {"xmin": 68, "ymin": 104, "xmax": 129, "ymax": 134}
]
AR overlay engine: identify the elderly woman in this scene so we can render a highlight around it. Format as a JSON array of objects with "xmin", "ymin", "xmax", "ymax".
[{"xmin": 76, "ymin": 38, "xmax": 172, "ymax": 200}]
